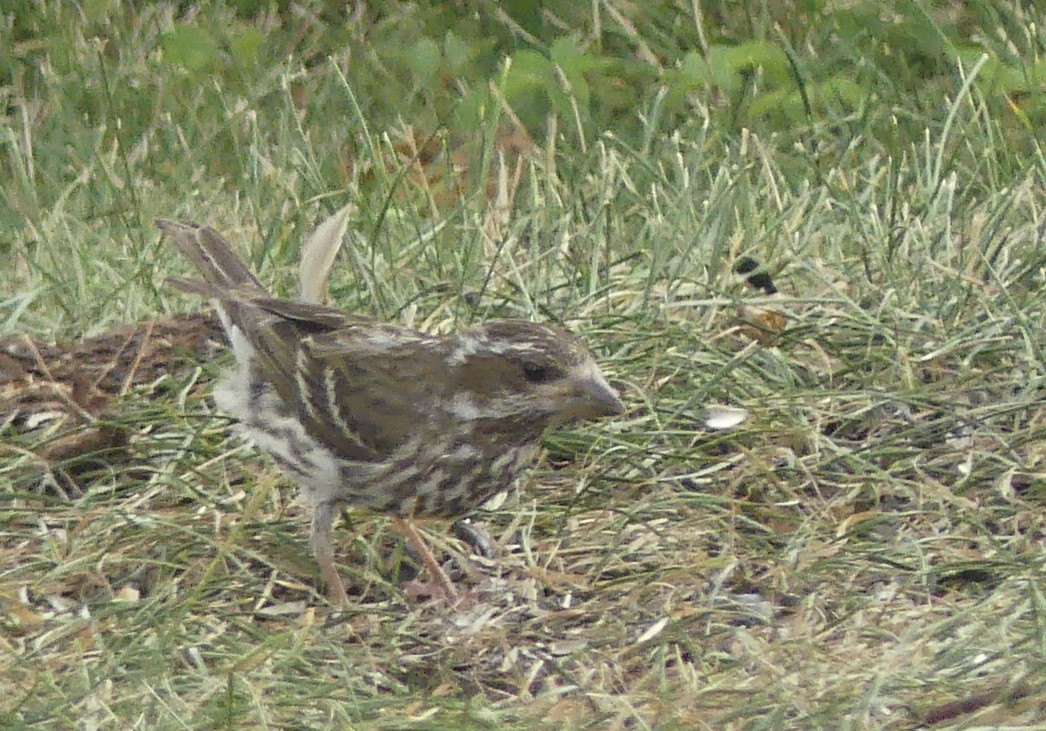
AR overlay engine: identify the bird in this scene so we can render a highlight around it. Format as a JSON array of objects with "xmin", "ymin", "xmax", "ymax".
[{"xmin": 157, "ymin": 219, "xmax": 624, "ymax": 607}]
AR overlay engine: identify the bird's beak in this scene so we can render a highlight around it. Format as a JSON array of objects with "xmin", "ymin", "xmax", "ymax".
[{"xmin": 569, "ymin": 363, "xmax": 625, "ymax": 420}]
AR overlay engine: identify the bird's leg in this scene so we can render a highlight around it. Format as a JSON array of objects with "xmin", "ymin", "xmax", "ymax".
[
  {"xmin": 310, "ymin": 502, "xmax": 350, "ymax": 609},
  {"xmin": 395, "ymin": 517, "xmax": 459, "ymax": 603}
]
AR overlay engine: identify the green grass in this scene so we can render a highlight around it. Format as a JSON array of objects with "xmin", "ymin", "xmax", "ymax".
[{"xmin": 2, "ymin": 3, "xmax": 1044, "ymax": 729}]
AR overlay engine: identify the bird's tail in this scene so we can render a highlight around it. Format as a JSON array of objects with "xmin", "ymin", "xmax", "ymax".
[
  {"xmin": 157, "ymin": 219, "xmax": 267, "ymax": 296},
  {"xmin": 158, "ymin": 219, "xmax": 271, "ymax": 368}
]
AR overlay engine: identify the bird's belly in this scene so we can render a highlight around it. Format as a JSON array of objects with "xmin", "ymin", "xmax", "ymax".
[
  {"xmin": 214, "ymin": 370, "xmax": 542, "ymax": 517},
  {"xmin": 352, "ymin": 440, "xmax": 541, "ymax": 518},
  {"xmin": 215, "ymin": 370, "xmax": 346, "ymax": 505}
]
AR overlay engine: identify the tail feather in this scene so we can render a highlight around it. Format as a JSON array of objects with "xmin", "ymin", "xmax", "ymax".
[
  {"xmin": 157, "ymin": 219, "xmax": 266, "ymax": 292},
  {"xmin": 166, "ymin": 275, "xmax": 227, "ymax": 299},
  {"xmin": 159, "ymin": 219, "xmax": 267, "ymax": 368}
]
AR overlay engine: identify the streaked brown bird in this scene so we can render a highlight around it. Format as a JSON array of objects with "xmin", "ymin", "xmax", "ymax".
[{"xmin": 158, "ymin": 219, "xmax": 624, "ymax": 607}]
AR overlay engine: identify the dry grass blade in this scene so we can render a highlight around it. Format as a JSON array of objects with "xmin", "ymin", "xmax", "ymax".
[{"xmin": 299, "ymin": 203, "xmax": 355, "ymax": 305}]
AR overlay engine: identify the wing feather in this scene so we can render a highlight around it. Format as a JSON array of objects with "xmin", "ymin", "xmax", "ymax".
[{"xmin": 238, "ymin": 300, "xmax": 452, "ymax": 461}]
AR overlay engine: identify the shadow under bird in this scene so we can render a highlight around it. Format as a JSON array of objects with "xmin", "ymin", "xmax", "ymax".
[{"xmin": 158, "ymin": 219, "xmax": 624, "ymax": 608}]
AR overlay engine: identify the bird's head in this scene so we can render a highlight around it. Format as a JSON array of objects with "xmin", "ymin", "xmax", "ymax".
[{"xmin": 446, "ymin": 320, "xmax": 624, "ymax": 431}]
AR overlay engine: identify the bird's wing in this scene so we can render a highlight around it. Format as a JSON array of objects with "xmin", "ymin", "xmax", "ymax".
[
  {"xmin": 242, "ymin": 298, "xmax": 451, "ymax": 461},
  {"xmin": 252, "ymin": 297, "xmax": 369, "ymax": 330}
]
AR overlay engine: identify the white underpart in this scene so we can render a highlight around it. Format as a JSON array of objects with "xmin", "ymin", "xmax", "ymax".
[
  {"xmin": 212, "ymin": 369, "xmax": 247, "ymax": 416},
  {"xmin": 215, "ymin": 371, "xmax": 343, "ymax": 505},
  {"xmin": 216, "ymin": 307, "xmax": 255, "ymax": 366},
  {"xmin": 211, "ymin": 302, "xmax": 343, "ymax": 506},
  {"xmin": 446, "ymin": 443, "xmax": 481, "ymax": 460},
  {"xmin": 448, "ymin": 392, "xmax": 481, "ymax": 421},
  {"xmin": 212, "ymin": 307, "xmax": 253, "ymax": 417}
]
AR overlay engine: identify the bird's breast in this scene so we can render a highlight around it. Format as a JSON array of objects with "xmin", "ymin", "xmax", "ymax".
[{"xmin": 350, "ymin": 434, "xmax": 541, "ymax": 518}]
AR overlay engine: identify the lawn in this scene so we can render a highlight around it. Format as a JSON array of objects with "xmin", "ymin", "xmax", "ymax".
[{"xmin": 1, "ymin": 3, "xmax": 1043, "ymax": 729}]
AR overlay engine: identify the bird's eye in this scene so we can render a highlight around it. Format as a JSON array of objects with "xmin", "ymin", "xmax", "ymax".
[{"xmin": 521, "ymin": 361, "xmax": 560, "ymax": 384}]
